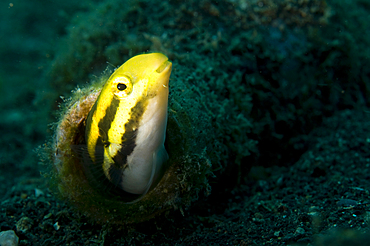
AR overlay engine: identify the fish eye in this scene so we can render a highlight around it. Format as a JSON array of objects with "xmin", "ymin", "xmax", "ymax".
[
  {"xmin": 112, "ymin": 76, "xmax": 133, "ymax": 98},
  {"xmin": 117, "ymin": 83, "xmax": 127, "ymax": 91}
]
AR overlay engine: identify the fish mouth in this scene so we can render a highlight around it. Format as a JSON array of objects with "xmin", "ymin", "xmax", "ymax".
[{"xmin": 156, "ymin": 59, "xmax": 172, "ymax": 74}]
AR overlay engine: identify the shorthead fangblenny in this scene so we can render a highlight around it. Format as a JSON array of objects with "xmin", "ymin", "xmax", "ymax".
[{"xmin": 44, "ymin": 53, "xmax": 219, "ymax": 224}]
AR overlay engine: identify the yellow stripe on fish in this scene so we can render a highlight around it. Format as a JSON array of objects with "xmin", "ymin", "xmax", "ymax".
[{"xmin": 84, "ymin": 53, "xmax": 172, "ymax": 202}]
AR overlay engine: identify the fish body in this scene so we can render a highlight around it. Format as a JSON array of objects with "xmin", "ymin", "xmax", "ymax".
[{"xmin": 84, "ymin": 53, "xmax": 172, "ymax": 201}]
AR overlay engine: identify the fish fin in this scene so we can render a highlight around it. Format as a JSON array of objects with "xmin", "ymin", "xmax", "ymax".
[
  {"xmin": 71, "ymin": 144, "xmax": 141, "ymax": 202},
  {"xmin": 71, "ymin": 144, "xmax": 112, "ymax": 189},
  {"xmin": 150, "ymin": 146, "xmax": 169, "ymax": 190},
  {"xmin": 124, "ymin": 146, "xmax": 168, "ymax": 204},
  {"xmin": 123, "ymin": 151, "xmax": 157, "ymax": 204}
]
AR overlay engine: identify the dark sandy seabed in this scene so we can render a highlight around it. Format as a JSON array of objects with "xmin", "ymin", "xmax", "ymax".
[{"xmin": 1, "ymin": 0, "xmax": 370, "ymax": 245}]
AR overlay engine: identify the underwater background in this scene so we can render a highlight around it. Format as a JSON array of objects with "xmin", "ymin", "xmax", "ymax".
[{"xmin": 1, "ymin": 0, "xmax": 370, "ymax": 245}]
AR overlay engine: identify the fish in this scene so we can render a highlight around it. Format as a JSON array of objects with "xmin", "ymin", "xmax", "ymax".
[{"xmin": 83, "ymin": 53, "xmax": 172, "ymax": 202}]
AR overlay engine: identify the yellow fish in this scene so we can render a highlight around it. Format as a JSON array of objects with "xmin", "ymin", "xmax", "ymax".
[{"xmin": 84, "ymin": 53, "xmax": 172, "ymax": 202}]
